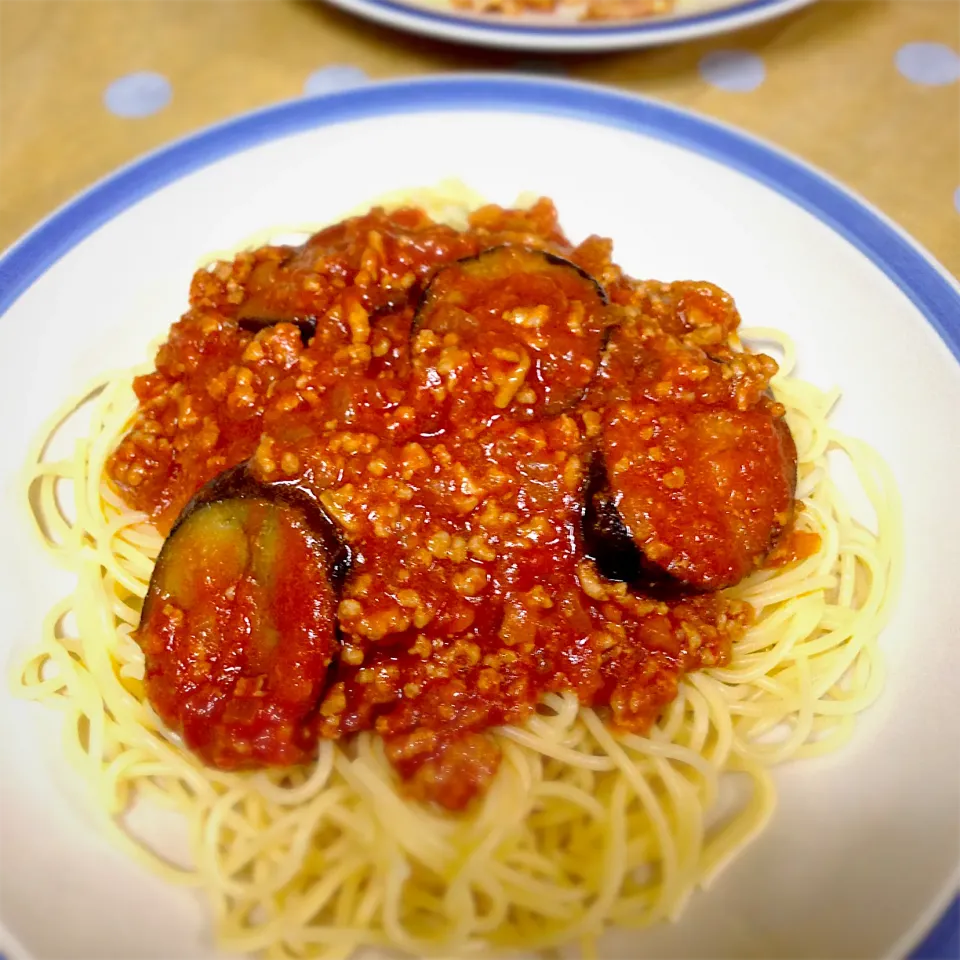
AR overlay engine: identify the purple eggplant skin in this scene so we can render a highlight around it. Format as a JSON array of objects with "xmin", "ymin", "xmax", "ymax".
[
  {"xmin": 536, "ymin": 249, "xmax": 610, "ymax": 304},
  {"xmin": 163, "ymin": 461, "xmax": 351, "ymax": 588},
  {"xmin": 582, "ymin": 414, "xmax": 799, "ymax": 598},
  {"xmin": 581, "ymin": 453, "xmax": 696, "ymax": 601},
  {"xmin": 238, "ymin": 315, "xmax": 318, "ymax": 346},
  {"xmin": 239, "ymin": 300, "xmax": 410, "ymax": 347},
  {"xmin": 412, "ymin": 246, "xmax": 612, "ymax": 417},
  {"xmin": 412, "ymin": 245, "xmax": 609, "ymax": 334}
]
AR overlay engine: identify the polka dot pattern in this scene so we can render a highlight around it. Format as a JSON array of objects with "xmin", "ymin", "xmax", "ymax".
[
  {"xmin": 895, "ymin": 43, "xmax": 960, "ymax": 86},
  {"xmin": 103, "ymin": 71, "xmax": 172, "ymax": 118},
  {"xmin": 303, "ymin": 65, "xmax": 370, "ymax": 97},
  {"xmin": 699, "ymin": 50, "xmax": 766, "ymax": 92}
]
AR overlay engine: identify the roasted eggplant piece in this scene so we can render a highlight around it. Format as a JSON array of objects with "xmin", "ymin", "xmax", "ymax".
[
  {"xmin": 137, "ymin": 463, "xmax": 349, "ymax": 770},
  {"xmin": 413, "ymin": 245, "xmax": 610, "ymax": 416},
  {"xmin": 238, "ymin": 314, "xmax": 317, "ymax": 345},
  {"xmin": 236, "ymin": 241, "xmax": 411, "ymax": 346},
  {"xmin": 236, "ymin": 256, "xmax": 319, "ymax": 344},
  {"xmin": 584, "ymin": 404, "xmax": 798, "ymax": 593}
]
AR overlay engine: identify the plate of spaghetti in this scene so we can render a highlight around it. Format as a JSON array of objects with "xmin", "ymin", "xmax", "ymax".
[
  {"xmin": 0, "ymin": 76, "xmax": 957, "ymax": 960},
  {"xmin": 315, "ymin": 0, "xmax": 813, "ymax": 52}
]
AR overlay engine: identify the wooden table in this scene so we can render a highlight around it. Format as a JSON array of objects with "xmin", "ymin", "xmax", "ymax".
[{"xmin": 1, "ymin": 0, "xmax": 957, "ymax": 276}]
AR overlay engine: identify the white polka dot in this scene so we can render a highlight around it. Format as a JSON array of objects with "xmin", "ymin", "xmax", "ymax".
[
  {"xmin": 103, "ymin": 71, "xmax": 172, "ymax": 118},
  {"xmin": 895, "ymin": 42, "xmax": 960, "ymax": 86},
  {"xmin": 954, "ymin": 186, "xmax": 960, "ymax": 215},
  {"xmin": 303, "ymin": 65, "xmax": 369, "ymax": 98},
  {"xmin": 699, "ymin": 50, "xmax": 766, "ymax": 93}
]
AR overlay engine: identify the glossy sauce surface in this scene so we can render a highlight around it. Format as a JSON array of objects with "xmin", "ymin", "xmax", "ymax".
[
  {"xmin": 139, "ymin": 498, "xmax": 340, "ymax": 768},
  {"xmin": 116, "ymin": 200, "xmax": 801, "ymax": 809}
]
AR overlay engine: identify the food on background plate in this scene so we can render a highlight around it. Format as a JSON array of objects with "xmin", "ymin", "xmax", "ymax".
[
  {"xmin": 449, "ymin": 0, "xmax": 674, "ymax": 23},
  {"xmin": 16, "ymin": 183, "xmax": 899, "ymax": 959}
]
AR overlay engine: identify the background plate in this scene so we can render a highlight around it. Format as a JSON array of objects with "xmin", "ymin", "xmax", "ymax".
[
  {"xmin": 0, "ymin": 76, "xmax": 957, "ymax": 960},
  {"xmin": 316, "ymin": 0, "xmax": 815, "ymax": 51}
]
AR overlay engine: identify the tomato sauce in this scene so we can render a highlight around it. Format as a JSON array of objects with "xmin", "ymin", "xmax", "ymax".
[{"xmin": 114, "ymin": 199, "xmax": 795, "ymax": 809}]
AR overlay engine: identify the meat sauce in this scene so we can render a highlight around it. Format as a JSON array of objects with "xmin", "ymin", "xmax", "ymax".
[{"xmin": 115, "ymin": 199, "xmax": 807, "ymax": 809}]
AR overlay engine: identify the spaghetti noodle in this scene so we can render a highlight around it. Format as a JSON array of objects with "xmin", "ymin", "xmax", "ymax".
[{"xmin": 12, "ymin": 189, "xmax": 900, "ymax": 960}]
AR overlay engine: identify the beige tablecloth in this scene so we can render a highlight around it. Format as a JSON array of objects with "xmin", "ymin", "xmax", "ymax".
[{"xmin": 1, "ymin": 0, "xmax": 957, "ymax": 275}]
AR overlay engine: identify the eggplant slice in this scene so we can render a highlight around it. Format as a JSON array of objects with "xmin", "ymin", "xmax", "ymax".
[
  {"xmin": 413, "ymin": 245, "xmax": 610, "ymax": 416},
  {"xmin": 583, "ymin": 454, "xmax": 690, "ymax": 599},
  {"xmin": 238, "ymin": 314, "xmax": 317, "ymax": 346},
  {"xmin": 235, "ymin": 252, "xmax": 320, "ymax": 345},
  {"xmin": 158, "ymin": 462, "xmax": 350, "ymax": 585},
  {"xmin": 584, "ymin": 404, "xmax": 798, "ymax": 593},
  {"xmin": 413, "ymin": 245, "xmax": 608, "ymax": 331},
  {"xmin": 236, "ymin": 240, "xmax": 413, "ymax": 347},
  {"xmin": 137, "ymin": 462, "xmax": 349, "ymax": 770}
]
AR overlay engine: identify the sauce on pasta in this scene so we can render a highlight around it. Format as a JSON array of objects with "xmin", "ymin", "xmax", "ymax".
[{"xmin": 111, "ymin": 199, "xmax": 805, "ymax": 810}]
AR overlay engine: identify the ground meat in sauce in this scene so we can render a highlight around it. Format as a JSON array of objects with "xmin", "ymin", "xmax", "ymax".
[{"xmin": 114, "ymin": 199, "xmax": 802, "ymax": 810}]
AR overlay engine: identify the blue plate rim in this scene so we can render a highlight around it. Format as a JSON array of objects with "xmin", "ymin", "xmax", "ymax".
[
  {"xmin": 320, "ymin": 0, "xmax": 803, "ymax": 37},
  {"xmin": 0, "ymin": 73, "xmax": 956, "ymax": 960}
]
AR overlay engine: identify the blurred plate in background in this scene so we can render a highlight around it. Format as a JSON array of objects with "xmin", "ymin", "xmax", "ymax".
[{"xmin": 316, "ymin": 0, "xmax": 814, "ymax": 51}]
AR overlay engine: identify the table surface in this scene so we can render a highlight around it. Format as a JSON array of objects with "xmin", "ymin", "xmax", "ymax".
[{"xmin": 1, "ymin": 0, "xmax": 958, "ymax": 278}]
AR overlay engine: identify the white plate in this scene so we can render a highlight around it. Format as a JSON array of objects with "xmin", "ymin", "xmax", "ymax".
[
  {"xmin": 0, "ymin": 76, "xmax": 957, "ymax": 960},
  {"xmin": 317, "ymin": 0, "xmax": 813, "ymax": 52}
]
